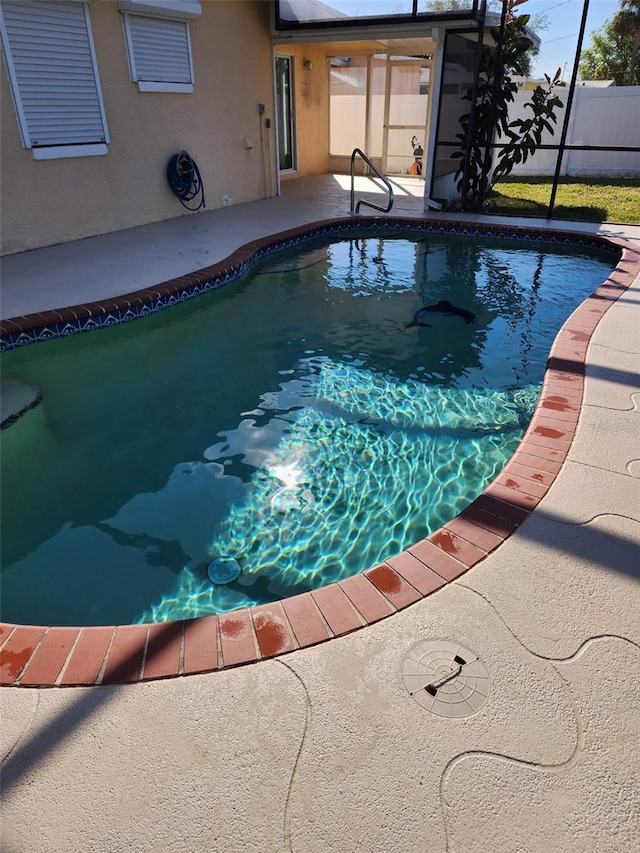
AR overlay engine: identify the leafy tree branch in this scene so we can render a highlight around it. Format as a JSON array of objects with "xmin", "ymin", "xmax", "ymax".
[
  {"xmin": 451, "ymin": 0, "xmax": 564, "ymax": 210},
  {"xmin": 579, "ymin": 1, "xmax": 640, "ymax": 86}
]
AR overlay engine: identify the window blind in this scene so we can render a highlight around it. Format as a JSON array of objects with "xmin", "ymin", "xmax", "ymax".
[{"xmin": 0, "ymin": 1, "xmax": 108, "ymax": 147}]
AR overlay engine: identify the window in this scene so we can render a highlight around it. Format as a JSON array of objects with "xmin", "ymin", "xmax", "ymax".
[
  {"xmin": 121, "ymin": 6, "xmax": 196, "ymax": 93},
  {"xmin": 122, "ymin": 14, "xmax": 193, "ymax": 92},
  {"xmin": 0, "ymin": 0, "xmax": 109, "ymax": 159}
]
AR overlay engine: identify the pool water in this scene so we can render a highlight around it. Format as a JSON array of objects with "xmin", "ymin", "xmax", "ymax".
[{"xmin": 0, "ymin": 233, "xmax": 616, "ymax": 626}]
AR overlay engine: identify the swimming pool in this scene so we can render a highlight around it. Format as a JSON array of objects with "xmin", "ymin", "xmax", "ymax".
[{"xmin": 0, "ymin": 222, "xmax": 619, "ymax": 628}]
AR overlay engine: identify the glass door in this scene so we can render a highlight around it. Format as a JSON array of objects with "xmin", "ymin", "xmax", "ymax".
[{"xmin": 275, "ymin": 55, "xmax": 296, "ymax": 172}]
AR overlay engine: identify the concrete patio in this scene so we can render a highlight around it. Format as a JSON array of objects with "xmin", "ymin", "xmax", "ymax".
[{"xmin": 1, "ymin": 176, "xmax": 639, "ymax": 853}]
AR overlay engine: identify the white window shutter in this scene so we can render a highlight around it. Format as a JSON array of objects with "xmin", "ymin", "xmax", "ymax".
[
  {"xmin": 0, "ymin": 1, "xmax": 108, "ymax": 148},
  {"xmin": 126, "ymin": 15, "xmax": 192, "ymax": 84}
]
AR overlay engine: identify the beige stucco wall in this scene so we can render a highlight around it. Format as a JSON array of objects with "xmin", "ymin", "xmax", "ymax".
[
  {"xmin": 0, "ymin": 0, "xmax": 276, "ymax": 255},
  {"xmin": 275, "ymin": 44, "xmax": 330, "ymax": 180}
]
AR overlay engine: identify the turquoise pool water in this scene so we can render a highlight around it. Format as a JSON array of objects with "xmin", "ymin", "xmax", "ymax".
[{"xmin": 0, "ymin": 232, "xmax": 616, "ymax": 626}]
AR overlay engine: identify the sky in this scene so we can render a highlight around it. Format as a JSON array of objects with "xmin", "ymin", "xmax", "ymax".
[
  {"xmin": 320, "ymin": 0, "xmax": 625, "ymax": 80},
  {"xmin": 524, "ymin": 0, "xmax": 622, "ymax": 79}
]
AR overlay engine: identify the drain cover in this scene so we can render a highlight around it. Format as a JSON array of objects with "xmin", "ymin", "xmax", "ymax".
[
  {"xmin": 402, "ymin": 639, "xmax": 490, "ymax": 718},
  {"xmin": 207, "ymin": 557, "xmax": 241, "ymax": 585}
]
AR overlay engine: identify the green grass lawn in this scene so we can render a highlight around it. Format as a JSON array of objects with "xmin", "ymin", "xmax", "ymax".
[{"xmin": 484, "ymin": 177, "xmax": 640, "ymax": 224}]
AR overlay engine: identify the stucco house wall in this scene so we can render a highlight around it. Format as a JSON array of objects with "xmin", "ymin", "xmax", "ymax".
[
  {"xmin": 275, "ymin": 43, "xmax": 330, "ymax": 180},
  {"xmin": 0, "ymin": 0, "xmax": 276, "ymax": 255}
]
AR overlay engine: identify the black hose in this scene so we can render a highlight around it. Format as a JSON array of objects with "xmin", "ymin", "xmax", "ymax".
[{"xmin": 166, "ymin": 151, "xmax": 206, "ymax": 211}]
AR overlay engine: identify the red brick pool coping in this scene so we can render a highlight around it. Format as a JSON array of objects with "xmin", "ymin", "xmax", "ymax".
[{"xmin": 2, "ymin": 221, "xmax": 639, "ymax": 688}]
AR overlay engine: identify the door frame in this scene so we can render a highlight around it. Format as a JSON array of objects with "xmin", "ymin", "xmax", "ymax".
[
  {"xmin": 382, "ymin": 55, "xmax": 432, "ymax": 177},
  {"xmin": 274, "ymin": 54, "xmax": 297, "ymax": 175}
]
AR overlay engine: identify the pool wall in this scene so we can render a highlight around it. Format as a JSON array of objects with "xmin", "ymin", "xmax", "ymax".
[{"xmin": 2, "ymin": 218, "xmax": 639, "ymax": 687}]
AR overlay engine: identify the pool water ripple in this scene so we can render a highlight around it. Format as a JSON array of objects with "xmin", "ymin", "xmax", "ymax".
[{"xmin": 0, "ymin": 232, "xmax": 617, "ymax": 627}]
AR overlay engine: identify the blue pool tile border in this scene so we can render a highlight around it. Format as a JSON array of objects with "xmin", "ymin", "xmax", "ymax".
[{"xmin": 0, "ymin": 217, "xmax": 622, "ymax": 352}]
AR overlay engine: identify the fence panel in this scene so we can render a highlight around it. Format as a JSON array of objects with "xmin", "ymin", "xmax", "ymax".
[
  {"xmin": 504, "ymin": 86, "xmax": 640, "ymax": 177},
  {"xmin": 330, "ymin": 94, "xmax": 427, "ymax": 173}
]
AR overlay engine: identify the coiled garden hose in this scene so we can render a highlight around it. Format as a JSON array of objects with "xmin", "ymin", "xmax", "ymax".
[{"xmin": 167, "ymin": 151, "xmax": 206, "ymax": 211}]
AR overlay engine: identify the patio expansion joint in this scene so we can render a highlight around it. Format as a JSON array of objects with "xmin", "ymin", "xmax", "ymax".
[
  {"xmin": 275, "ymin": 658, "xmax": 312, "ymax": 853},
  {"xmin": 0, "ymin": 686, "xmax": 40, "ymax": 766},
  {"xmin": 436, "ymin": 583, "xmax": 612, "ymax": 852},
  {"xmin": 588, "ymin": 341, "xmax": 640, "ymax": 356},
  {"xmin": 532, "ymin": 507, "xmax": 640, "ymax": 537},
  {"xmin": 454, "ymin": 581, "xmax": 640, "ymax": 664},
  {"xmin": 439, "ymin": 663, "xmax": 586, "ymax": 853},
  {"xmin": 581, "ymin": 398, "xmax": 640, "ymax": 414},
  {"xmin": 436, "ymin": 608, "xmax": 640, "ymax": 849},
  {"xmin": 559, "ymin": 451, "xmax": 640, "ymax": 484}
]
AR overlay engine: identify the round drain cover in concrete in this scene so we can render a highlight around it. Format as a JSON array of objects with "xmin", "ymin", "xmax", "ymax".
[{"xmin": 402, "ymin": 639, "xmax": 490, "ymax": 718}]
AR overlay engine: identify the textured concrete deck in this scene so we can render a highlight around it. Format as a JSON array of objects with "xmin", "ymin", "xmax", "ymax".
[{"xmin": 1, "ymin": 176, "xmax": 639, "ymax": 852}]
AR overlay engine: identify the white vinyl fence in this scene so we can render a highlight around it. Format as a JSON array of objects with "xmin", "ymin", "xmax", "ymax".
[
  {"xmin": 330, "ymin": 94, "xmax": 428, "ymax": 174},
  {"xmin": 503, "ymin": 86, "xmax": 640, "ymax": 177},
  {"xmin": 330, "ymin": 85, "xmax": 640, "ymax": 179}
]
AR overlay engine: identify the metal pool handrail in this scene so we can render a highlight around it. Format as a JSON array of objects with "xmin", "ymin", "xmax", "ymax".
[{"xmin": 350, "ymin": 148, "xmax": 394, "ymax": 215}]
